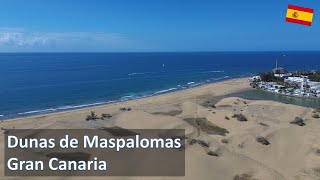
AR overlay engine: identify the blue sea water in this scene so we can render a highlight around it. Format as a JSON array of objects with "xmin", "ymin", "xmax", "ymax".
[{"xmin": 1, "ymin": 52, "xmax": 320, "ymax": 118}]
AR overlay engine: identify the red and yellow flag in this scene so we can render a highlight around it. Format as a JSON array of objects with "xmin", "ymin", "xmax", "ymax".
[{"xmin": 286, "ymin": 4, "xmax": 314, "ymax": 26}]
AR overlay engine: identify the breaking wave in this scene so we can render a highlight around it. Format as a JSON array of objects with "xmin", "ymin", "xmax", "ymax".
[
  {"xmin": 17, "ymin": 102, "xmax": 109, "ymax": 115},
  {"xmin": 153, "ymin": 88, "xmax": 177, "ymax": 95},
  {"xmin": 120, "ymin": 95, "xmax": 136, "ymax": 101},
  {"xmin": 11, "ymin": 75, "xmax": 238, "ymax": 118}
]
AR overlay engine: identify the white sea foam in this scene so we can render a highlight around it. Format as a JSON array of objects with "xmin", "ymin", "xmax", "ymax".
[
  {"xmin": 121, "ymin": 95, "xmax": 134, "ymax": 99},
  {"xmin": 203, "ymin": 70, "xmax": 225, "ymax": 73},
  {"xmin": 128, "ymin": 72, "xmax": 145, "ymax": 76},
  {"xmin": 120, "ymin": 95, "xmax": 136, "ymax": 101},
  {"xmin": 18, "ymin": 108, "xmax": 57, "ymax": 115},
  {"xmin": 187, "ymin": 82, "xmax": 195, "ymax": 85},
  {"xmin": 57, "ymin": 102, "xmax": 105, "ymax": 110},
  {"xmin": 153, "ymin": 88, "xmax": 177, "ymax": 95},
  {"xmin": 0, "ymin": 115, "xmax": 4, "ymax": 117},
  {"xmin": 189, "ymin": 83, "xmax": 202, "ymax": 87},
  {"xmin": 17, "ymin": 102, "xmax": 109, "ymax": 115},
  {"xmin": 212, "ymin": 75, "xmax": 231, "ymax": 81}
]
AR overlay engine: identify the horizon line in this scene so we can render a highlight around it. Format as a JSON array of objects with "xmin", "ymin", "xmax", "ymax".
[{"xmin": 0, "ymin": 50, "xmax": 320, "ymax": 54}]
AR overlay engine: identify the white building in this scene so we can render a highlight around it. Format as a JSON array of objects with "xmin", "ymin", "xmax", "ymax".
[
  {"xmin": 308, "ymin": 81, "xmax": 320, "ymax": 90},
  {"xmin": 284, "ymin": 76, "xmax": 307, "ymax": 85},
  {"xmin": 285, "ymin": 76, "xmax": 320, "ymax": 90},
  {"xmin": 273, "ymin": 85, "xmax": 285, "ymax": 89},
  {"xmin": 274, "ymin": 73, "xmax": 292, "ymax": 78},
  {"xmin": 273, "ymin": 59, "xmax": 292, "ymax": 78}
]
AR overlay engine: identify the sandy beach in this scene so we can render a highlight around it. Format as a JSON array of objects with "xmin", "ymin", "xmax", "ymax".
[{"xmin": 1, "ymin": 77, "xmax": 320, "ymax": 180}]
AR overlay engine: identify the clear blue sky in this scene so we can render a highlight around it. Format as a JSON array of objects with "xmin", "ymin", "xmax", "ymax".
[{"xmin": 0, "ymin": 0, "xmax": 319, "ymax": 52}]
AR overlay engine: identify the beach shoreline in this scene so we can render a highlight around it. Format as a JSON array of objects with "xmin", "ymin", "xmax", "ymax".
[
  {"xmin": 1, "ymin": 76, "xmax": 251, "ymax": 122},
  {"xmin": 1, "ymin": 76, "xmax": 320, "ymax": 180}
]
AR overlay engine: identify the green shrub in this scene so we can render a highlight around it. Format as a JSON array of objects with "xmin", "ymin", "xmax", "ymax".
[{"xmin": 232, "ymin": 113, "xmax": 248, "ymax": 121}]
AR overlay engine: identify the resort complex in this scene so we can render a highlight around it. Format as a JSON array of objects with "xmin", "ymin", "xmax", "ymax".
[{"xmin": 250, "ymin": 59, "xmax": 320, "ymax": 98}]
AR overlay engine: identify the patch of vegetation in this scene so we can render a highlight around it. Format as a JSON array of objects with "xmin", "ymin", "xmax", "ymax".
[
  {"xmin": 184, "ymin": 117, "xmax": 229, "ymax": 136},
  {"xmin": 313, "ymin": 108, "xmax": 320, "ymax": 113},
  {"xmin": 189, "ymin": 139, "xmax": 210, "ymax": 147},
  {"xmin": 86, "ymin": 111, "xmax": 99, "ymax": 121},
  {"xmin": 152, "ymin": 110, "xmax": 182, "ymax": 116},
  {"xmin": 232, "ymin": 113, "xmax": 248, "ymax": 121},
  {"xmin": 225, "ymin": 116, "xmax": 230, "ymax": 120},
  {"xmin": 101, "ymin": 113, "xmax": 112, "ymax": 120},
  {"xmin": 233, "ymin": 173, "xmax": 257, "ymax": 180},
  {"xmin": 259, "ymin": 122, "xmax": 269, "ymax": 127},
  {"xmin": 196, "ymin": 118, "xmax": 229, "ymax": 136},
  {"xmin": 256, "ymin": 136, "xmax": 270, "ymax": 145},
  {"xmin": 290, "ymin": 117, "xmax": 306, "ymax": 126},
  {"xmin": 197, "ymin": 140, "xmax": 210, "ymax": 147},
  {"xmin": 313, "ymin": 168, "xmax": 320, "ymax": 177},
  {"xmin": 312, "ymin": 114, "xmax": 320, "ymax": 119},
  {"xmin": 207, "ymin": 151, "xmax": 219, "ymax": 157},
  {"xmin": 119, "ymin": 107, "xmax": 132, "ymax": 111},
  {"xmin": 205, "ymin": 123, "xmax": 229, "ymax": 136},
  {"xmin": 189, "ymin": 139, "xmax": 197, "ymax": 145},
  {"xmin": 309, "ymin": 71, "xmax": 320, "ymax": 82},
  {"xmin": 221, "ymin": 139, "xmax": 229, "ymax": 144},
  {"xmin": 218, "ymin": 105, "xmax": 232, "ymax": 108},
  {"xmin": 259, "ymin": 72, "xmax": 283, "ymax": 82},
  {"xmin": 238, "ymin": 142, "xmax": 245, "ymax": 148},
  {"xmin": 201, "ymin": 97, "xmax": 221, "ymax": 109}
]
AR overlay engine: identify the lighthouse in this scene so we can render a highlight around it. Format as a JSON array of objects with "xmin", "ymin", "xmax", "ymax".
[
  {"xmin": 301, "ymin": 76, "xmax": 307, "ymax": 91},
  {"xmin": 273, "ymin": 58, "xmax": 291, "ymax": 78}
]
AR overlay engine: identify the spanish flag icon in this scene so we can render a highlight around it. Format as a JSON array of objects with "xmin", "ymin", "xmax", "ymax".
[{"xmin": 286, "ymin": 4, "xmax": 314, "ymax": 26}]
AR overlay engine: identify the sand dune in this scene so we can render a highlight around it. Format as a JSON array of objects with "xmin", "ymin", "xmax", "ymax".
[{"xmin": 1, "ymin": 78, "xmax": 320, "ymax": 180}]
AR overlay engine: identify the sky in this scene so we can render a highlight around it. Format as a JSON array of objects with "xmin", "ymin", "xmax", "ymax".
[{"xmin": 0, "ymin": 0, "xmax": 319, "ymax": 52}]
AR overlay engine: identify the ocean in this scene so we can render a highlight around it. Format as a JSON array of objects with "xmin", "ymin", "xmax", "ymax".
[{"xmin": 1, "ymin": 52, "xmax": 320, "ymax": 119}]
